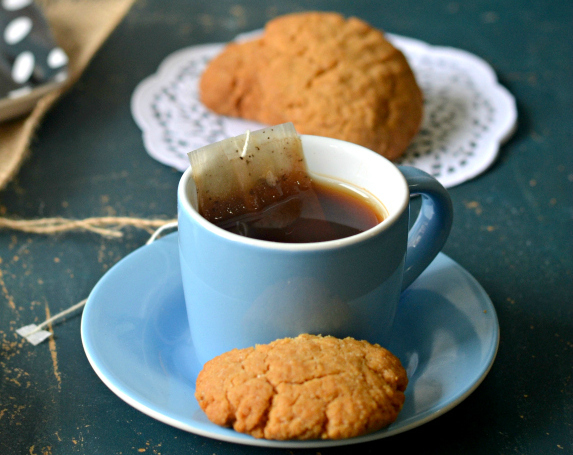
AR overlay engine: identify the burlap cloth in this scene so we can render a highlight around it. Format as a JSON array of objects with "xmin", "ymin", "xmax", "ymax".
[{"xmin": 0, "ymin": 0, "xmax": 136, "ymax": 191}]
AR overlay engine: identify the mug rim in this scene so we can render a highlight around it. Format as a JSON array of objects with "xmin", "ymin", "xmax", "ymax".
[{"xmin": 178, "ymin": 135, "xmax": 410, "ymax": 252}]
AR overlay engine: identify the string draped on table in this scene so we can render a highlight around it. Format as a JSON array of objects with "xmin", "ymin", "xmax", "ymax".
[
  {"xmin": 0, "ymin": 215, "xmax": 177, "ymax": 238},
  {"xmin": 9, "ymin": 217, "xmax": 179, "ymax": 345}
]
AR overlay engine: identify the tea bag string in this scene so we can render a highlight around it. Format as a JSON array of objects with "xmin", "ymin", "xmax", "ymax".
[
  {"xmin": 240, "ymin": 129, "xmax": 250, "ymax": 157},
  {"xmin": 145, "ymin": 220, "xmax": 179, "ymax": 244},
  {"xmin": 24, "ymin": 298, "xmax": 88, "ymax": 334},
  {"xmin": 16, "ymin": 220, "xmax": 179, "ymax": 345}
]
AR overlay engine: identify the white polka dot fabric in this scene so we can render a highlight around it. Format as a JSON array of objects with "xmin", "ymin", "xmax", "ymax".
[{"xmin": 0, "ymin": 0, "xmax": 68, "ymax": 100}]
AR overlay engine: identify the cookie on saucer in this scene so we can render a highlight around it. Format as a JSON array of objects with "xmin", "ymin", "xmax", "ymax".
[{"xmin": 194, "ymin": 334, "xmax": 408, "ymax": 440}]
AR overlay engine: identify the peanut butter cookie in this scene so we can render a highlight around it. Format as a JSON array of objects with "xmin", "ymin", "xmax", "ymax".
[
  {"xmin": 200, "ymin": 12, "xmax": 423, "ymax": 160},
  {"xmin": 195, "ymin": 334, "xmax": 408, "ymax": 440}
]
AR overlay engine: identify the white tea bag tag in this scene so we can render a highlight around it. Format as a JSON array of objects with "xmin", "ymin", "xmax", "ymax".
[
  {"xmin": 16, "ymin": 324, "xmax": 53, "ymax": 345},
  {"xmin": 13, "ymin": 223, "xmax": 174, "ymax": 347}
]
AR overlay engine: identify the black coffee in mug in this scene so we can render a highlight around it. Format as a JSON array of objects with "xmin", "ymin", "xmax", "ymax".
[{"xmin": 217, "ymin": 175, "xmax": 386, "ymax": 243}]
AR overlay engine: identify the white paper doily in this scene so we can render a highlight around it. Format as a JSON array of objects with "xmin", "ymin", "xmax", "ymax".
[{"xmin": 131, "ymin": 33, "xmax": 517, "ymax": 188}]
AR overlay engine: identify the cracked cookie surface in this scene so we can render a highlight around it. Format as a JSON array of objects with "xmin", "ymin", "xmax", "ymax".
[
  {"xmin": 194, "ymin": 334, "xmax": 408, "ymax": 440},
  {"xmin": 200, "ymin": 12, "xmax": 423, "ymax": 160}
]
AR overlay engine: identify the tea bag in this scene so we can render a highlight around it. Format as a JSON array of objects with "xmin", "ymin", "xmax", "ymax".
[{"xmin": 188, "ymin": 123, "xmax": 313, "ymax": 231}]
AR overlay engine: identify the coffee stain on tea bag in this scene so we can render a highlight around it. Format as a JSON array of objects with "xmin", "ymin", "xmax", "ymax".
[{"xmin": 188, "ymin": 123, "xmax": 316, "ymax": 234}]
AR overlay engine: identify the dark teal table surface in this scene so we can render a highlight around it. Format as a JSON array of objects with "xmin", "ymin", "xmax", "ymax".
[{"xmin": 1, "ymin": 0, "xmax": 571, "ymax": 453}]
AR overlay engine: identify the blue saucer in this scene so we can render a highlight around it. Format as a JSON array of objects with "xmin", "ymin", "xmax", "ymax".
[{"xmin": 81, "ymin": 233, "xmax": 499, "ymax": 448}]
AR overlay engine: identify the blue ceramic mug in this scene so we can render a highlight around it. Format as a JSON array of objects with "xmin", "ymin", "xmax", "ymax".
[{"xmin": 178, "ymin": 135, "xmax": 453, "ymax": 365}]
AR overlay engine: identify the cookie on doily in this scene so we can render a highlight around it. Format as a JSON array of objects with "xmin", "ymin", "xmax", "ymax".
[
  {"xmin": 200, "ymin": 12, "xmax": 423, "ymax": 161},
  {"xmin": 195, "ymin": 334, "xmax": 408, "ymax": 440}
]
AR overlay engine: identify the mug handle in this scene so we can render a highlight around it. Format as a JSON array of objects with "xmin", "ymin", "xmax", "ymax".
[{"xmin": 398, "ymin": 166, "xmax": 454, "ymax": 291}]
